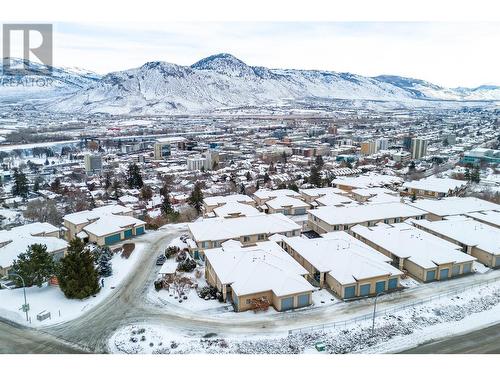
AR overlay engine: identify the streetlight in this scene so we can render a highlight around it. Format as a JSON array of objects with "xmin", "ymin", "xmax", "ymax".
[
  {"xmin": 371, "ymin": 291, "xmax": 385, "ymax": 336},
  {"xmin": 9, "ymin": 273, "xmax": 29, "ymax": 322}
]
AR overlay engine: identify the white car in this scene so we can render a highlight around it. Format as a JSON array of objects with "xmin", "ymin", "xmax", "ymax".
[{"xmin": 0, "ymin": 279, "xmax": 17, "ymax": 290}]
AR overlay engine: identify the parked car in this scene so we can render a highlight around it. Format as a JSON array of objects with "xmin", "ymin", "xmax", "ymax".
[
  {"xmin": 156, "ymin": 255, "xmax": 166, "ymax": 266},
  {"xmin": 0, "ymin": 279, "xmax": 17, "ymax": 290}
]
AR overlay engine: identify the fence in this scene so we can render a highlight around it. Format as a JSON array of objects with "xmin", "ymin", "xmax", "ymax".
[{"xmin": 288, "ymin": 274, "xmax": 500, "ymax": 335}]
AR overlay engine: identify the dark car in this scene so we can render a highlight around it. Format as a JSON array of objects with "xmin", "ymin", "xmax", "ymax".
[{"xmin": 156, "ymin": 255, "xmax": 166, "ymax": 266}]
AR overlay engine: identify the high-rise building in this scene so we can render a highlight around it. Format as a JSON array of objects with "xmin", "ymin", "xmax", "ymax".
[
  {"xmin": 84, "ymin": 154, "xmax": 102, "ymax": 174},
  {"xmin": 410, "ymin": 138, "xmax": 428, "ymax": 159},
  {"xmin": 377, "ymin": 138, "xmax": 389, "ymax": 151},
  {"xmin": 360, "ymin": 141, "xmax": 377, "ymax": 156}
]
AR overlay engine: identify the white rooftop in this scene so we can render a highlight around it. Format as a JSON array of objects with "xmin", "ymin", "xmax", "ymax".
[
  {"xmin": 408, "ymin": 197, "xmax": 500, "ymax": 217},
  {"xmin": 213, "ymin": 202, "xmax": 261, "ymax": 218},
  {"xmin": 465, "ymin": 210, "xmax": 500, "ymax": 227},
  {"xmin": 283, "ymin": 232, "xmax": 402, "ymax": 285},
  {"xmin": 351, "ymin": 222, "xmax": 475, "ymax": 269},
  {"xmin": 315, "ymin": 194, "xmax": 355, "ymax": 207},
  {"xmin": 412, "ymin": 217, "xmax": 500, "ymax": 256},
  {"xmin": 334, "ymin": 174, "xmax": 403, "ymax": 189},
  {"xmin": 403, "ymin": 177, "xmax": 468, "ymax": 194},
  {"xmin": 63, "ymin": 204, "xmax": 133, "ymax": 225},
  {"xmin": 203, "ymin": 194, "xmax": 255, "ymax": 207},
  {"xmin": 188, "ymin": 213, "xmax": 301, "ymax": 242},
  {"xmin": 299, "ymin": 187, "xmax": 344, "ymax": 197},
  {"xmin": 253, "ymin": 189, "xmax": 301, "ymax": 200},
  {"xmin": 204, "ymin": 241, "xmax": 314, "ymax": 297},
  {"xmin": 309, "ymin": 202, "xmax": 427, "ymax": 226},
  {"xmin": 0, "ymin": 223, "xmax": 68, "ymax": 269},
  {"xmin": 266, "ymin": 196, "xmax": 310, "ymax": 210}
]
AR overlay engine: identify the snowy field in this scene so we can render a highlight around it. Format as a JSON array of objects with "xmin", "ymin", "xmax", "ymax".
[
  {"xmin": 0, "ymin": 243, "xmax": 145, "ymax": 326},
  {"xmin": 109, "ymin": 279, "xmax": 500, "ymax": 354}
]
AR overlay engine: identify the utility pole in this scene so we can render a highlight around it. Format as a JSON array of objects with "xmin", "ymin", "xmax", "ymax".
[{"xmin": 10, "ymin": 273, "xmax": 29, "ymax": 322}]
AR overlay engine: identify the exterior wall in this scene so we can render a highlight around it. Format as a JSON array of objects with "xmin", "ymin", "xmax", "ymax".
[
  {"xmin": 268, "ymin": 205, "xmax": 309, "ymax": 216},
  {"xmin": 471, "ymin": 247, "xmax": 495, "ymax": 267},
  {"xmin": 234, "ymin": 290, "xmax": 274, "ymax": 312}
]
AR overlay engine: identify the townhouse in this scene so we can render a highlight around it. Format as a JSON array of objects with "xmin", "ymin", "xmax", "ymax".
[
  {"xmin": 212, "ymin": 202, "xmax": 261, "ymax": 218},
  {"xmin": 402, "ymin": 177, "xmax": 468, "ymax": 198},
  {"xmin": 412, "ymin": 217, "xmax": 500, "ymax": 268},
  {"xmin": 63, "ymin": 205, "xmax": 146, "ymax": 246},
  {"xmin": 280, "ymin": 232, "xmax": 403, "ymax": 299},
  {"xmin": 0, "ymin": 222, "xmax": 68, "ymax": 277},
  {"xmin": 351, "ymin": 222, "xmax": 476, "ymax": 282},
  {"xmin": 204, "ymin": 241, "xmax": 314, "ymax": 312},
  {"xmin": 265, "ymin": 196, "xmax": 310, "ymax": 216},
  {"xmin": 203, "ymin": 194, "xmax": 256, "ymax": 214},
  {"xmin": 187, "ymin": 213, "xmax": 301, "ymax": 259},
  {"xmin": 407, "ymin": 197, "xmax": 500, "ymax": 221},
  {"xmin": 252, "ymin": 189, "xmax": 302, "ymax": 207},
  {"xmin": 307, "ymin": 202, "xmax": 427, "ymax": 234}
]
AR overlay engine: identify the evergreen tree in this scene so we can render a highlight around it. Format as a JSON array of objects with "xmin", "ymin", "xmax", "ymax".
[
  {"xmin": 464, "ymin": 168, "xmax": 471, "ymax": 181},
  {"xmin": 94, "ymin": 246, "xmax": 113, "ymax": 277},
  {"xmin": 188, "ymin": 182, "xmax": 204, "ymax": 214},
  {"xmin": 57, "ymin": 238, "xmax": 100, "ymax": 299},
  {"xmin": 11, "ymin": 168, "xmax": 29, "ymax": 198},
  {"xmin": 104, "ymin": 172, "xmax": 112, "ymax": 191},
  {"xmin": 33, "ymin": 176, "xmax": 42, "ymax": 192},
  {"xmin": 160, "ymin": 181, "xmax": 174, "ymax": 217},
  {"xmin": 471, "ymin": 167, "xmax": 481, "ymax": 183},
  {"xmin": 263, "ymin": 173, "xmax": 271, "ymax": 184},
  {"xmin": 140, "ymin": 185, "xmax": 153, "ymax": 201},
  {"xmin": 309, "ymin": 165, "xmax": 322, "ymax": 187},
  {"xmin": 245, "ymin": 171, "xmax": 252, "ymax": 181},
  {"xmin": 315, "ymin": 155, "xmax": 324, "ymax": 169},
  {"xmin": 240, "ymin": 183, "xmax": 246, "ymax": 194},
  {"xmin": 111, "ymin": 179, "xmax": 122, "ymax": 200},
  {"xmin": 10, "ymin": 244, "xmax": 55, "ymax": 287},
  {"xmin": 127, "ymin": 163, "xmax": 143, "ymax": 189},
  {"xmin": 50, "ymin": 177, "xmax": 62, "ymax": 193},
  {"xmin": 288, "ymin": 182, "xmax": 299, "ymax": 193}
]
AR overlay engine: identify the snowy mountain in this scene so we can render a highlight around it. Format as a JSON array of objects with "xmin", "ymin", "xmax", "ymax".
[
  {"xmin": 2, "ymin": 54, "xmax": 498, "ymax": 114},
  {"xmin": 0, "ymin": 58, "xmax": 101, "ymax": 99}
]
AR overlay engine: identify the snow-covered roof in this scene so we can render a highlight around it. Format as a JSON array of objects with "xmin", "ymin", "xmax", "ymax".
[
  {"xmin": 408, "ymin": 197, "xmax": 500, "ymax": 217},
  {"xmin": 465, "ymin": 210, "xmax": 500, "ymax": 228},
  {"xmin": 0, "ymin": 223, "xmax": 68, "ymax": 269},
  {"xmin": 316, "ymin": 194, "xmax": 355, "ymax": 207},
  {"xmin": 266, "ymin": 196, "xmax": 309, "ymax": 210},
  {"xmin": 403, "ymin": 177, "xmax": 468, "ymax": 194},
  {"xmin": 283, "ymin": 232, "xmax": 402, "ymax": 285},
  {"xmin": 351, "ymin": 222, "xmax": 475, "ymax": 269},
  {"xmin": 309, "ymin": 202, "xmax": 427, "ymax": 226},
  {"xmin": 203, "ymin": 194, "xmax": 255, "ymax": 207},
  {"xmin": 334, "ymin": 174, "xmax": 403, "ymax": 189},
  {"xmin": 412, "ymin": 217, "xmax": 500, "ymax": 255},
  {"xmin": 204, "ymin": 241, "xmax": 314, "ymax": 297},
  {"xmin": 213, "ymin": 202, "xmax": 261, "ymax": 218},
  {"xmin": 188, "ymin": 213, "xmax": 301, "ymax": 242},
  {"xmin": 63, "ymin": 204, "xmax": 133, "ymax": 225},
  {"xmin": 299, "ymin": 187, "xmax": 344, "ymax": 198},
  {"xmin": 253, "ymin": 189, "xmax": 301, "ymax": 200}
]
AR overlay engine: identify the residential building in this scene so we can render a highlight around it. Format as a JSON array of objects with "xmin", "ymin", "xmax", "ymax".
[
  {"xmin": 63, "ymin": 205, "xmax": 146, "ymax": 246},
  {"xmin": 308, "ymin": 202, "xmax": 427, "ymax": 234},
  {"xmin": 84, "ymin": 154, "xmax": 102, "ymax": 174},
  {"xmin": 351, "ymin": 222, "xmax": 476, "ymax": 282},
  {"xmin": 204, "ymin": 240, "xmax": 314, "ymax": 312},
  {"xmin": 0, "ymin": 223, "xmax": 68, "ymax": 276},
  {"xmin": 410, "ymin": 138, "xmax": 428, "ymax": 159},
  {"xmin": 402, "ymin": 177, "xmax": 468, "ymax": 198},
  {"xmin": 407, "ymin": 197, "xmax": 500, "ymax": 221},
  {"xmin": 281, "ymin": 232, "xmax": 402, "ymax": 299}
]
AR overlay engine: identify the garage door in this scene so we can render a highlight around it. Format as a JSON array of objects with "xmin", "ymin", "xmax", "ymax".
[
  {"xmin": 233, "ymin": 292, "xmax": 239, "ymax": 311},
  {"xmin": 496, "ymin": 257, "xmax": 500, "ymax": 267},
  {"xmin": 297, "ymin": 294, "xmax": 310, "ymax": 307},
  {"xmin": 426, "ymin": 270, "xmax": 436, "ymax": 282},
  {"xmin": 452, "ymin": 265, "xmax": 461, "ymax": 277},
  {"xmin": 344, "ymin": 286, "xmax": 356, "ymax": 299},
  {"xmin": 281, "ymin": 297, "xmax": 294, "ymax": 311},
  {"xmin": 439, "ymin": 269, "xmax": 449, "ymax": 280},
  {"xmin": 375, "ymin": 281, "xmax": 386, "ymax": 293},
  {"xmin": 463, "ymin": 263, "xmax": 472, "ymax": 273},
  {"xmin": 360, "ymin": 284, "xmax": 371, "ymax": 296},
  {"xmin": 136, "ymin": 226, "xmax": 145, "ymax": 235},
  {"xmin": 388, "ymin": 278, "xmax": 398, "ymax": 290},
  {"xmin": 124, "ymin": 229, "xmax": 133, "ymax": 239},
  {"xmin": 105, "ymin": 233, "xmax": 121, "ymax": 245}
]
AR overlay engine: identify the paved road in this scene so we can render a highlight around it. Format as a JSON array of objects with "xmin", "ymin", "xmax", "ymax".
[
  {"xmin": 402, "ymin": 322, "xmax": 500, "ymax": 354},
  {"xmin": 0, "ymin": 319, "xmax": 86, "ymax": 354},
  {"xmin": 2, "ymin": 225, "xmax": 500, "ymax": 353}
]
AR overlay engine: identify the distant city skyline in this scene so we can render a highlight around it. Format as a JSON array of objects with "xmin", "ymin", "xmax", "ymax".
[{"xmin": 37, "ymin": 22, "xmax": 500, "ymax": 88}]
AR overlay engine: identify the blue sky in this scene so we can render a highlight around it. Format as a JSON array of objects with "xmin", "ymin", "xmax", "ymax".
[{"xmin": 50, "ymin": 22, "xmax": 500, "ymax": 87}]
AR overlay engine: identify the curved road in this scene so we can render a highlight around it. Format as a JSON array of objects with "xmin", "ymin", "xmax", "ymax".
[{"xmin": 1, "ymin": 226, "xmax": 500, "ymax": 353}]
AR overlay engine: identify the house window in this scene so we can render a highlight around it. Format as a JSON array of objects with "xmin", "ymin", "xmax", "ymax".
[
  {"xmin": 334, "ymin": 225, "xmax": 339, "ymax": 231},
  {"xmin": 243, "ymin": 236, "xmax": 251, "ymax": 242},
  {"xmin": 257, "ymin": 234, "xmax": 266, "ymax": 240},
  {"xmin": 201, "ymin": 241, "xmax": 209, "ymax": 248}
]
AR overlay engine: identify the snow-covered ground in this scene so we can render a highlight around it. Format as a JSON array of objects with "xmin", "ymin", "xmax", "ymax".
[
  {"xmin": 0, "ymin": 242, "xmax": 145, "ymax": 326},
  {"xmin": 109, "ymin": 279, "xmax": 500, "ymax": 354}
]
